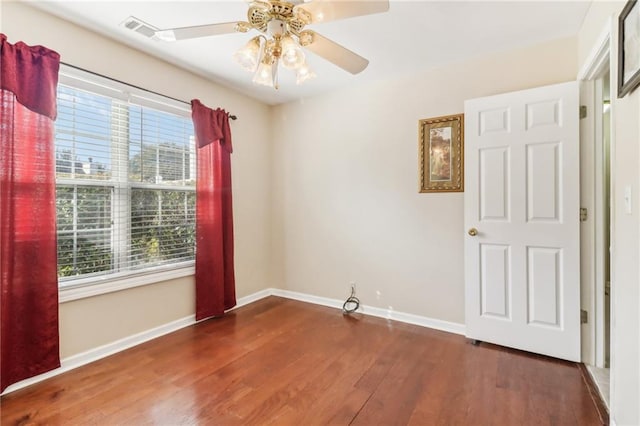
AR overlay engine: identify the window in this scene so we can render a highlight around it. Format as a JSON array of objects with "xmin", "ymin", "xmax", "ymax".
[{"xmin": 55, "ymin": 67, "xmax": 195, "ymax": 288}]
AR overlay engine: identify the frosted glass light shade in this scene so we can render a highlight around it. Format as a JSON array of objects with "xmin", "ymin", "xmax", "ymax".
[
  {"xmin": 252, "ymin": 61, "xmax": 275, "ymax": 87},
  {"xmin": 295, "ymin": 63, "xmax": 316, "ymax": 85},
  {"xmin": 280, "ymin": 36, "xmax": 305, "ymax": 70},
  {"xmin": 233, "ymin": 37, "xmax": 262, "ymax": 72}
]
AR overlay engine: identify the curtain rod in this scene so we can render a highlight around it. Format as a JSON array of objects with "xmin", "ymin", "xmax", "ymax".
[{"xmin": 60, "ymin": 61, "xmax": 238, "ymax": 121}]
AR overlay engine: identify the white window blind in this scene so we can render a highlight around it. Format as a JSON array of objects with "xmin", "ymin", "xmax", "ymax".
[{"xmin": 55, "ymin": 67, "xmax": 195, "ymax": 285}]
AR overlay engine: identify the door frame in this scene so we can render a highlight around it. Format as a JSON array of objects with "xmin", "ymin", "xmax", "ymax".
[{"xmin": 578, "ymin": 18, "xmax": 614, "ymax": 369}]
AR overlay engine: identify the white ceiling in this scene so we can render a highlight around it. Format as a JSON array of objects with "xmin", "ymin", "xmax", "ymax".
[{"xmin": 27, "ymin": 0, "xmax": 591, "ymax": 105}]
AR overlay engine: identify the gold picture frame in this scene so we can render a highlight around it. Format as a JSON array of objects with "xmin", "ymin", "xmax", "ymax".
[{"xmin": 418, "ymin": 113, "xmax": 464, "ymax": 193}]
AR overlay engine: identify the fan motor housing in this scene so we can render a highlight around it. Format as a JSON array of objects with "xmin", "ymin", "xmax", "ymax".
[
  {"xmin": 248, "ymin": 0, "xmax": 308, "ymax": 35},
  {"xmin": 270, "ymin": 1, "xmax": 295, "ymax": 17},
  {"xmin": 267, "ymin": 20, "xmax": 286, "ymax": 36}
]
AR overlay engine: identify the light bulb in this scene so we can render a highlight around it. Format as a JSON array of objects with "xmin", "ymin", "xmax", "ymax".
[
  {"xmin": 233, "ymin": 37, "xmax": 262, "ymax": 72},
  {"xmin": 280, "ymin": 36, "xmax": 305, "ymax": 70},
  {"xmin": 295, "ymin": 62, "xmax": 316, "ymax": 85},
  {"xmin": 252, "ymin": 61, "xmax": 275, "ymax": 87}
]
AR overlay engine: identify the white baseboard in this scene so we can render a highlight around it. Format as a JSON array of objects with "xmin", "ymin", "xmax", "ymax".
[
  {"xmin": 271, "ymin": 288, "xmax": 466, "ymax": 336},
  {"xmin": 234, "ymin": 288, "xmax": 273, "ymax": 309},
  {"xmin": 2, "ymin": 287, "xmax": 464, "ymax": 395},
  {"xmin": 271, "ymin": 288, "xmax": 344, "ymax": 310},
  {"xmin": 1, "ymin": 314, "xmax": 196, "ymax": 396}
]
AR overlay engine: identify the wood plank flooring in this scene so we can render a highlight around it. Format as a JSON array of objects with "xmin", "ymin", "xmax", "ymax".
[{"xmin": 1, "ymin": 296, "xmax": 604, "ymax": 425}]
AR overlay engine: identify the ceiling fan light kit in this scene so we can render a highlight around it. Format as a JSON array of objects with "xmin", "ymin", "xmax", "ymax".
[
  {"xmin": 233, "ymin": 36, "xmax": 262, "ymax": 72},
  {"xmin": 252, "ymin": 58, "xmax": 279, "ymax": 87},
  {"xmin": 295, "ymin": 63, "xmax": 317, "ymax": 85},
  {"xmin": 280, "ymin": 35, "xmax": 305, "ymax": 69},
  {"xmin": 123, "ymin": 0, "xmax": 389, "ymax": 89},
  {"xmin": 238, "ymin": 16, "xmax": 313, "ymax": 89}
]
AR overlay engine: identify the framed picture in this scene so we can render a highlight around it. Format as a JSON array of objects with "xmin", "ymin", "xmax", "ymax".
[
  {"xmin": 418, "ymin": 114, "xmax": 464, "ymax": 193},
  {"xmin": 618, "ymin": 0, "xmax": 640, "ymax": 98}
]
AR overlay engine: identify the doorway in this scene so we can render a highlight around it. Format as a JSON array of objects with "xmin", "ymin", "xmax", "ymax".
[{"xmin": 579, "ymin": 36, "xmax": 613, "ymax": 409}]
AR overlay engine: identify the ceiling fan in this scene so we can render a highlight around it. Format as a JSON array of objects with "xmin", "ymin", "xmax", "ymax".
[{"xmin": 124, "ymin": 0, "xmax": 390, "ymax": 88}]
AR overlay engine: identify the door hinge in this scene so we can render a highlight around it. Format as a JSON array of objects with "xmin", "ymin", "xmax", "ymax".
[
  {"xmin": 580, "ymin": 105, "xmax": 587, "ymax": 119},
  {"xmin": 581, "ymin": 309, "xmax": 588, "ymax": 324},
  {"xmin": 580, "ymin": 207, "xmax": 588, "ymax": 222}
]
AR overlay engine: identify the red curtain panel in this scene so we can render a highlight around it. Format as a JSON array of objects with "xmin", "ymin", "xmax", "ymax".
[
  {"xmin": 191, "ymin": 99, "xmax": 236, "ymax": 320},
  {"xmin": 0, "ymin": 34, "xmax": 61, "ymax": 392}
]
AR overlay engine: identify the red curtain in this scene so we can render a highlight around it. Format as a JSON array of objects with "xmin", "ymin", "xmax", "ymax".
[
  {"xmin": 191, "ymin": 99, "xmax": 236, "ymax": 320},
  {"xmin": 0, "ymin": 34, "xmax": 61, "ymax": 392}
]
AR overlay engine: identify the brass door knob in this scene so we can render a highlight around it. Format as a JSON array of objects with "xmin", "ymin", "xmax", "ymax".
[{"xmin": 468, "ymin": 228, "xmax": 478, "ymax": 236}]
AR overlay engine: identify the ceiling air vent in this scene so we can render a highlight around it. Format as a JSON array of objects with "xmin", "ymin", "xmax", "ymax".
[{"xmin": 121, "ymin": 16, "xmax": 158, "ymax": 38}]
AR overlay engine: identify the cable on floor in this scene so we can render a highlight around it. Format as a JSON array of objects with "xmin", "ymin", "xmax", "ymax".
[{"xmin": 342, "ymin": 286, "xmax": 360, "ymax": 314}]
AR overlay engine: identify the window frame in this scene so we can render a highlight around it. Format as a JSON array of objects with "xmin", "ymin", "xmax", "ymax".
[{"xmin": 57, "ymin": 66, "xmax": 196, "ymax": 302}]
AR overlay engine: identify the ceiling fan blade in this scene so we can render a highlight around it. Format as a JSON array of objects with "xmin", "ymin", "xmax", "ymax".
[
  {"xmin": 155, "ymin": 22, "xmax": 241, "ymax": 41},
  {"xmin": 295, "ymin": 0, "xmax": 389, "ymax": 24},
  {"xmin": 301, "ymin": 31, "xmax": 369, "ymax": 74}
]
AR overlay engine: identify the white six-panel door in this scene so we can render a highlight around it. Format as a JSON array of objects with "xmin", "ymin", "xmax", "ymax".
[{"xmin": 464, "ymin": 81, "xmax": 580, "ymax": 362}]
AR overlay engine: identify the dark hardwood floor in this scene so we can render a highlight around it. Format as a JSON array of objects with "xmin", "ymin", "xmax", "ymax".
[{"xmin": 1, "ymin": 296, "xmax": 604, "ymax": 425}]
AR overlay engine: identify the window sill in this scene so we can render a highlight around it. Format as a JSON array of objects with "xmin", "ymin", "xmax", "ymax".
[{"xmin": 59, "ymin": 266, "xmax": 195, "ymax": 303}]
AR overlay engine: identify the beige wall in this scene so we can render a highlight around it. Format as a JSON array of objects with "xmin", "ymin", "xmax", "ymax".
[
  {"xmin": 59, "ymin": 278, "xmax": 194, "ymax": 358},
  {"xmin": 577, "ymin": 1, "xmax": 622, "ymax": 71},
  {"xmin": 2, "ymin": 2, "xmax": 274, "ymax": 358},
  {"xmin": 577, "ymin": 2, "xmax": 639, "ymax": 425},
  {"xmin": 272, "ymin": 37, "xmax": 577, "ymax": 324}
]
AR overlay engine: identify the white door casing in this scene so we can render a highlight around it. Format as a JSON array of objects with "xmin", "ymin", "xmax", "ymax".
[{"xmin": 464, "ymin": 81, "xmax": 581, "ymax": 362}]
